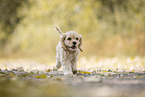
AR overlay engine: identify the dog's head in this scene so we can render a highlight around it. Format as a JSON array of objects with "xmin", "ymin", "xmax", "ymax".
[{"xmin": 61, "ymin": 31, "xmax": 83, "ymax": 52}]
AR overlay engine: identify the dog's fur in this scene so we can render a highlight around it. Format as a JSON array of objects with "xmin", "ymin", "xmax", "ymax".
[{"xmin": 54, "ymin": 26, "xmax": 82, "ymax": 75}]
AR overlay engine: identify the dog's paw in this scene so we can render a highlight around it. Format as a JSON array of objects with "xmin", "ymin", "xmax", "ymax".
[
  {"xmin": 64, "ymin": 70, "xmax": 73, "ymax": 75},
  {"xmin": 73, "ymin": 69, "xmax": 77, "ymax": 74}
]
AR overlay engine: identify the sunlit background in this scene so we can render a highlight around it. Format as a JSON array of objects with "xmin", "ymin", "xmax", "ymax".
[
  {"xmin": 0, "ymin": 0, "xmax": 145, "ymax": 97},
  {"xmin": 0, "ymin": 0, "xmax": 145, "ymax": 61}
]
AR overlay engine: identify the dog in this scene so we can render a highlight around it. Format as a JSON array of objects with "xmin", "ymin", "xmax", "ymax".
[{"xmin": 54, "ymin": 26, "xmax": 83, "ymax": 75}]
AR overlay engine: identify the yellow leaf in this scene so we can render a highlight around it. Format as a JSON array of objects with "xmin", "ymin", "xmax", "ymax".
[
  {"xmin": 35, "ymin": 75, "xmax": 41, "ymax": 78},
  {"xmin": 49, "ymin": 75, "xmax": 53, "ymax": 78},
  {"xmin": 41, "ymin": 74, "xmax": 47, "ymax": 78},
  {"xmin": 36, "ymin": 74, "xmax": 47, "ymax": 78},
  {"xmin": 129, "ymin": 71, "xmax": 135, "ymax": 73},
  {"xmin": 46, "ymin": 69, "xmax": 52, "ymax": 72},
  {"xmin": 102, "ymin": 71, "xmax": 108, "ymax": 73},
  {"xmin": 10, "ymin": 73, "xmax": 15, "ymax": 78},
  {"xmin": 114, "ymin": 71, "xmax": 118, "ymax": 73},
  {"xmin": 80, "ymin": 71, "xmax": 91, "ymax": 74}
]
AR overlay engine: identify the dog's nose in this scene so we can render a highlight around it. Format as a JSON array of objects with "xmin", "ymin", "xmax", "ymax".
[{"xmin": 73, "ymin": 41, "xmax": 76, "ymax": 45}]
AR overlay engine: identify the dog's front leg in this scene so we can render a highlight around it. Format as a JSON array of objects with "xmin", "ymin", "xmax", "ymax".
[
  {"xmin": 72, "ymin": 62, "xmax": 77, "ymax": 74},
  {"xmin": 62, "ymin": 61, "xmax": 73, "ymax": 75},
  {"xmin": 71, "ymin": 56, "xmax": 78, "ymax": 74}
]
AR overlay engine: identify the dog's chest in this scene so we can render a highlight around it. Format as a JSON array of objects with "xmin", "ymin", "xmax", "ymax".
[
  {"xmin": 62, "ymin": 51, "xmax": 77, "ymax": 61},
  {"xmin": 66, "ymin": 53, "xmax": 76, "ymax": 60}
]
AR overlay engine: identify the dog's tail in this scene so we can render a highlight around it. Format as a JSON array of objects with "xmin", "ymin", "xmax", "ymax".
[{"xmin": 54, "ymin": 26, "xmax": 62, "ymax": 35}]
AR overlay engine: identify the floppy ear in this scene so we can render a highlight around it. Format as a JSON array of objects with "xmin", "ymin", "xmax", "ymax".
[
  {"xmin": 78, "ymin": 34, "xmax": 83, "ymax": 52},
  {"xmin": 61, "ymin": 33, "xmax": 67, "ymax": 50}
]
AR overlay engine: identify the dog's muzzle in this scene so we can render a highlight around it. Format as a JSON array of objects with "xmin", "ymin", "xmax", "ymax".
[{"xmin": 68, "ymin": 45, "xmax": 77, "ymax": 50}]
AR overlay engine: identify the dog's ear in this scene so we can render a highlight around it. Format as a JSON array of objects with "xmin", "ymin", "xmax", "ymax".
[
  {"xmin": 61, "ymin": 33, "xmax": 67, "ymax": 50},
  {"xmin": 78, "ymin": 34, "xmax": 83, "ymax": 52}
]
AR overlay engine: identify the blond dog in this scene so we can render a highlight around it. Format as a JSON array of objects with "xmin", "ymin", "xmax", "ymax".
[{"xmin": 54, "ymin": 26, "xmax": 83, "ymax": 75}]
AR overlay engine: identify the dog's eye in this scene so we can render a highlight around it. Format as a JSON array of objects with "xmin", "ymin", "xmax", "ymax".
[
  {"xmin": 76, "ymin": 38, "xmax": 78, "ymax": 40},
  {"xmin": 67, "ymin": 38, "xmax": 71, "ymax": 40}
]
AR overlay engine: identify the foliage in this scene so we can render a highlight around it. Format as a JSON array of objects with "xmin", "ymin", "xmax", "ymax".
[
  {"xmin": 0, "ymin": 0, "xmax": 145, "ymax": 58},
  {"xmin": 0, "ymin": 0, "xmax": 30, "ymax": 45}
]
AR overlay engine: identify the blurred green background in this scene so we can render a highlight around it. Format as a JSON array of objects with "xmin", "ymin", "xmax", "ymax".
[{"xmin": 0, "ymin": 0, "xmax": 145, "ymax": 61}]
